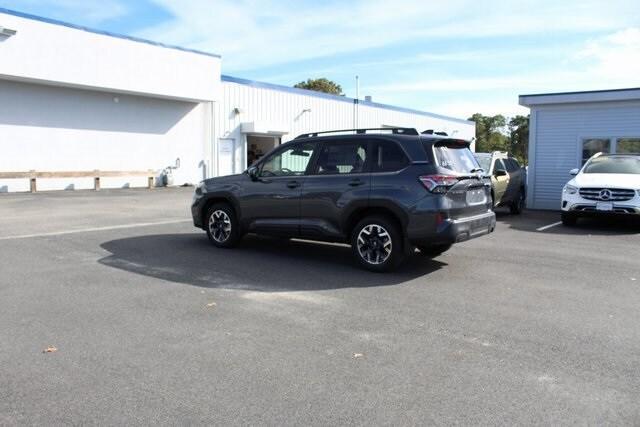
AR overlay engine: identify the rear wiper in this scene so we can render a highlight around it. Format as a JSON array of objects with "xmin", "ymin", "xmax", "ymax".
[{"xmin": 470, "ymin": 168, "xmax": 484, "ymax": 173}]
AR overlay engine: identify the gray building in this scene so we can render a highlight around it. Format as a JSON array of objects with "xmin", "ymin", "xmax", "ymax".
[{"xmin": 519, "ymin": 88, "xmax": 640, "ymax": 210}]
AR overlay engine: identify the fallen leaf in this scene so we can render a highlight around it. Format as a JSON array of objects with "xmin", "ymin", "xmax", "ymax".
[
  {"xmin": 43, "ymin": 346, "xmax": 57, "ymax": 353},
  {"xmin": 353, "ymin": 353, "xmax": 364, "ymax": 359},
  {"xmin": 206, "ymin": 302, "xmax": 217, "ymax": 308}
]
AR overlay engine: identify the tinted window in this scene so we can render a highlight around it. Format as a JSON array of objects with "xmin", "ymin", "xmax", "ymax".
[
  {"xmin": 313, "ymin": 141, "xmax": 368, "ymax": 175},
  {"xmin": 372, "ymin": 140, "xmax": 409, "ymax": 172},
  {"xmin": 260, "ymin": 143, "xmax": 315, "ymax": 177},
  {"xmin": 494, "ymin": 159, "xmax": 506, "ymax": 172},
  {"xmin": 505, "ymin": 158, "xmax": 519, "ymax": 172},
  {"xmin": 434, "ymin": 146, "xmax": 480, "ymax": 173},
  {"xmin": 583, "ymin": 156, "xmax": 640, "ymax": 174}
]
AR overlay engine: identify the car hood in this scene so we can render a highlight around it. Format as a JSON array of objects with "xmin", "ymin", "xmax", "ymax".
[{"xmin": 572, "ymin": 173, "xmax": 640, "ymax": 189}]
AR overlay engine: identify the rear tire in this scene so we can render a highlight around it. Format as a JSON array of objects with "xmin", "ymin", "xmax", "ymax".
[
  {"xmin": 351, "ymin": 215, "xmax": 404, "ymax": 272},
  {"xmin": 510, "ymin": 189, "xmax": 525, "ymax": 215},
  {"xmin": 417, "ymin": 244, "xmax": 452, "ymax": 257},
  {"xmin": 206, "ymin": 203, "xmax": 241, "ymax": 248},
  {"xmin": 561, "ymin": 212, "xmax": 577, "ymax": 226}
]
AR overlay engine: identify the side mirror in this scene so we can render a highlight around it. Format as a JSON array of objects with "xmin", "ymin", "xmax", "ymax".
[
  {"xmin": 494, "ymin": 168, "xmax": 508, "ymax": 177},
  {"xmin": 247, "ymin": 166, "xmax": 259, "ymax": 181},
  {"xmin": 569, "ymin": 168, "xmax": 579, "ymax": 176}
]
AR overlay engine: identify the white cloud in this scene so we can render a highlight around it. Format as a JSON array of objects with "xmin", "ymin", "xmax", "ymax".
[
  {"xmin": 432, "ymin": 100, "xmax": 529, "ymax": 120},
  {"xmin": 575, "ymin": 28, "xmax": 640, "ymax": 82},
  {"xmin": 139, "ymin": 0, "xmax": 640, "ymax": 70}
]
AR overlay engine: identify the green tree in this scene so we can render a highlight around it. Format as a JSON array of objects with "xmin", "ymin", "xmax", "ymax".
[
  {"xmin": 294, "ymin": 78, "xmax": 343, "ymax": 95},
  {"xmin": 468, "ymin": 113, "xmax": 530, "ymax": 164},
  {"xmin": 508, "ymin": 115, "xmax": 529, "ymax": 164},
  {"xmin": 468, "ymin": 113, "xmax": 509, "ymax": 153}
]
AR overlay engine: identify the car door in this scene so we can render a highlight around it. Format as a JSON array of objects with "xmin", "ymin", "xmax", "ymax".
[
  {"xmin": 504, "ymin": 158, "xmax": 522, "ymax": 202},
  {"xmin": 239, "ymin": 141, "xmax": 316, "ymax": 236},
  {"xmin": 492, "ymin": 158, "xmax": 509, "ymax": 205},
  {"xmin": 299, "ymin": 137, "xmax": 372, "ymax": 240}
]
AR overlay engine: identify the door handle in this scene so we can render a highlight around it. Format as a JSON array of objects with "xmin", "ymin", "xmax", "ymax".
[
  {"xmin": 348, "ymin": 179, "xmax": 365, "ymax": 187},
  {"xmin": 287, "ymin": 181, "xmax": 300, "ymax": 189}
]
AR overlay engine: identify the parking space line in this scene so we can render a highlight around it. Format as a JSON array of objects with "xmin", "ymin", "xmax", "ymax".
[
  {"xmin": 536, "ymin": 221, "xmax": 562, "ymax": 232},
  {"xmin": 0, "ymin": 219, "xmax": 191, "ymax": 241}
]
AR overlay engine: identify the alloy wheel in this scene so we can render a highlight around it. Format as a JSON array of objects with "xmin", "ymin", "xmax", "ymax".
[
  {"xmin": 357, "ymin": 224, "xmax": 392, "ymax": 265},
  {"xmin": 208, "ymin": 210, "xmax": 232, "ymax": 243}
]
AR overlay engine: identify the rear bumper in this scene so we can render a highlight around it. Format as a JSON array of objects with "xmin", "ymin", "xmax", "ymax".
[{"xmin": 410, "ymin": 210, "xmax": 496, "ymax": 246}]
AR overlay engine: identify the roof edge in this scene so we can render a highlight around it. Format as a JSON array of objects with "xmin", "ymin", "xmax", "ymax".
[
  {"xmin": 520, "ymin": 87, "xmax": 640, "ymax": 107},
  {"xmin": 222, "ymin": 75, "xmax": 473, "ymax": 125},
  {"xmin": 0, "ymin": 7, "xmax": 221, "ymax": 59}
]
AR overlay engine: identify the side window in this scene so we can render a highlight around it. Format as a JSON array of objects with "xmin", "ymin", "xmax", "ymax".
[
  {"xmin": 313, "ymin": 141, "xmax": 368, "ymax": 175},
  {"xmin": 260, "ymin": 142, "xmax": 315, "ymax": 177},
  {"xmin": 582, "ymin": 138, "xmax": 610, "ymax": 164},
  {"xmin": 505, "ymin": 158, "xmax": 519, "ymax": 172},
  {"xmin": 494, "ymin": 159, "xmax": 506, "ymax": 172},
  {"xmin": 372, "ymin": 140, "xmax": 409, "ymax": 172}
]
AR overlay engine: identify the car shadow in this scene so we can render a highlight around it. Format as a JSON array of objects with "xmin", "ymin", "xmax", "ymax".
[
  {"xmin": 98, "ymin": 234, "xmax": 446, "ymax": 292},
  {"xmin": 496, "ymin": 209, "xmax": 640, "ymax": 236}
]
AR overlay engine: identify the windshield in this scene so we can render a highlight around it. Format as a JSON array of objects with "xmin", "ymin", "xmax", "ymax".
[
  {"xmin": 434, "ymin": 146, "xmax": 481, "ymax": 174},
  {"xmin": 583, "ymin": 156, "xmax": 640, "ymax": 174},
  {"xmin": 474, "ymin": 155, "xmax": 491, "ymax": 173}
]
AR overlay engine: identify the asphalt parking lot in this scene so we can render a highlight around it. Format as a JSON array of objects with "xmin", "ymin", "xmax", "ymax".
[{"xmin": 1, "ymin": 188, "xmax": 639, "ymax": 425}]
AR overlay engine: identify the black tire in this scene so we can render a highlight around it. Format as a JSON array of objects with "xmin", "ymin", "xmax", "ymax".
[
  {"xmin": 351, "ymin": 215, "xmax": 404, "ymax": 272},
  {"xmin": 561, "ymin": 212, "xmax": 577, "ymax": 226},
  {"xmin": 417, "ymin": 243, "xmax": 452, "ymax": 257},
  {"xmin": 206, "ymin": 203, "xmax": 241, "ymax": 248},
  {"xmin": 510, "ymin": 189, "xmax": 525, "ymax": 215}
]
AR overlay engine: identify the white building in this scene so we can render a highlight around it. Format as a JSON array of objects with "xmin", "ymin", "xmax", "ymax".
[
  {"xmin": 215, "ymin": 76, "xmax": 474, "ymax": 176},
  {"xmin": 520, "ymin": 88, "xmax": 640, "ymax": 210},
  {"xmin": 0, "ymin": 8, "xmax": 474, "ymax": 193}
]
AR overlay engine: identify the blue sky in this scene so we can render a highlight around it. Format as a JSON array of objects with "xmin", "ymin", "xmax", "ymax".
[{"xmin": 2, "ymin": 0, "xmax": 639, "ymax": 119}]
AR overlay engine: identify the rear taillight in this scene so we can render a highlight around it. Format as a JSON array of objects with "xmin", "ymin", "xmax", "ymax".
[{"xmin": 419, "ymin": 175, "xmax": 458, "ymax": 193}]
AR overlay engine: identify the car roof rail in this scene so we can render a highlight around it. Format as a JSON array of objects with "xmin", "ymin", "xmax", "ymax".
[
  {"xmin": 294, "ymin": 127, "xmax": 419, "ymax": 139},
  {"xmin": 422, "ymin": 130, "xmax": 449, "ymax": 136}
]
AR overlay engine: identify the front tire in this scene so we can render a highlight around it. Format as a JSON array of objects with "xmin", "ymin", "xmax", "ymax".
[
  {"xmin": 351, "ymin": 216, "xmax": 404, "ymax": 272},
  {"xmin": 561, "ymin": 212, "xmax": 577, "ymax": 226},
  {"xmin": 206, "ymin": 203, "xmax": 241, "ymax": 248}
]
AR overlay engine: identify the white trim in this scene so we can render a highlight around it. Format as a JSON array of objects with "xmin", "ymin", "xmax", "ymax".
[
  {"xmin": 520, "ymin": 88, "xmax": 640, "ymax": 107},
  {"xmin": 526, "ymin": 109, "xmax": 537, "ymax": 208}
]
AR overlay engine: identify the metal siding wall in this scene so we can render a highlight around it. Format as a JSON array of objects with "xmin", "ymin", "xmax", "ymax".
[
  {"xmin": 532, "ymin": 101, "xmax": 640, "ymax": 210},
  {"xmin": 214, "ymin": 81, "xmax": 475, "ymax": 176}
]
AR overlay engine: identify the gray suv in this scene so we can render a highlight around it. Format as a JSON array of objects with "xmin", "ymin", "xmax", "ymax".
[{"xmin": 192, "ymin": 128, "xmax": 496, "ymax": 272}]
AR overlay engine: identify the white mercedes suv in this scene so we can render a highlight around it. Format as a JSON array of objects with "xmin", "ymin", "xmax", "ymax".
[{"xmin": 561, "ymin": 153, "xmax": 640, "ymax": 225}]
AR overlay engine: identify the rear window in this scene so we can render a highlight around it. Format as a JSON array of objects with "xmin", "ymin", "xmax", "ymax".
[
  {"xmin": 583, "ymin": 156, "xmax": 640, "ymax": 174},
  {"xmin": 433, "ymin": 145, "xmax": 480, "ymax": 174}
]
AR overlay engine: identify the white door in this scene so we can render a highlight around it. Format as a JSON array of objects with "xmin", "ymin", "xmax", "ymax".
[{"xmin": 218, "ymin": 138, "xmax": 235, "ymax": 177}]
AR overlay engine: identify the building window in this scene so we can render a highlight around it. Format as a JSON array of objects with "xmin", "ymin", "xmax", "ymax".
[
  {"xmin": 582, "ymin": 138, "xmax": 610, "ymax": 164},
  {"xmin": 616, "ymin": 138, "xmax": 640, "ymax": 154}
]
